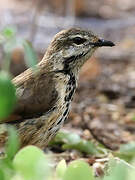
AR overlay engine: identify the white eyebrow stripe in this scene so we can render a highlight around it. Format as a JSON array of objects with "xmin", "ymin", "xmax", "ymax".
[{"xmin": 69, "ymin": 35, "xmax": 88, "ymax": 39}]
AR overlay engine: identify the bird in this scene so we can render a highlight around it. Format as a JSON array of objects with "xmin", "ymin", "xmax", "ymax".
[{"xmin": 0, "ymin": 28, "xmax": 115, "ymax": 149}]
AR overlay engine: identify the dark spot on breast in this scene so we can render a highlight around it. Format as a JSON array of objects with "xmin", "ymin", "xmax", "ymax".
[
  {"xmin": 65, "ymin": 88, "xmax": 75, "ymax": 101},
  {"xmin": 63, "ymin": 108, "xmax": 68, "ymax": 117},
  {"xmin": 66, "ymin": 102, "xmax": 70, "ymax": 108},
  {"xmin": 56, "ymin": 117, "xmax": 63, "ymax": 125},
  {"xmin": 68, "ymin": 75, "xmax": 76, "ymax": 86},
  {"xmin": 66, "ymin": 86, "xmax": 72, "ymax": 93},
  {"xmin": 48, "ymin": 121, "xmax": 56, "ymax": 131},
  {"xmin": 48, "ymin": 126, "xmax": 53, "ymax": 131}
]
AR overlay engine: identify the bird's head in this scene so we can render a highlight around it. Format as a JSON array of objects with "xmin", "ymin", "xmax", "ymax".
[{"xmin": 44, "ymin": 28, "xmax": 115, "ymax": 74}]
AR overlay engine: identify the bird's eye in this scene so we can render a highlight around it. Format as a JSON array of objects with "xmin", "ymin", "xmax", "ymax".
[{"xmin": 72, "ymin": 37, "xmax": 86, "ymax": 45}]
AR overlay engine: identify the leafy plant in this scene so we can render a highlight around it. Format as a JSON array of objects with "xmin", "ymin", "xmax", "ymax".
[
  {"xmin": 49, "ymin": 131, "xmax": 100, "ymax": 155},
  {"xmin": 0, "ymin": 26, "xmax": 38, "ymax": 120},
  {"xmin": 0, "ymin": 26, "xmax": 38, "ymax": 72},
  {"xmin": 1, "ymin": 134, "xmax": 135, "ymax": 180},
  {"xmin": 13, "ymin": 146, "xmax": 51, "ymax": 180},
  {"xmin": 0, "ymin": 71, "xmax": 16, "ymax": 119}
]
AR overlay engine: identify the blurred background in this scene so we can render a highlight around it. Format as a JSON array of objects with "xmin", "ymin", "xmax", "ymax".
[
  {"xmin": 0, "ymin": 0, "xmax": 135, "ymax": 149},
  {"xmin": 0, "ymin": 0, "xmax": 135, "ymax": 74}
]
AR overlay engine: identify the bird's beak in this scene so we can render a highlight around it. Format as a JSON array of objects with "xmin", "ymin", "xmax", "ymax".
[{"xmin": 92, "ymin": 38, "xmax": 115, "ymax": 47}]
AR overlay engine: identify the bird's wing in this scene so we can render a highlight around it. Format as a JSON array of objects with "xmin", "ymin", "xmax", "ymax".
[{"xmin": 1, "ymin": 68, "xmax": 58, "ymax": 123}]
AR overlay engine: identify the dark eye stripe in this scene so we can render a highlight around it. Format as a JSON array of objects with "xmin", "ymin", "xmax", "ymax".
[{"xmin": 72, "ymin": 37, "xmax": 86, "ymax": 45}]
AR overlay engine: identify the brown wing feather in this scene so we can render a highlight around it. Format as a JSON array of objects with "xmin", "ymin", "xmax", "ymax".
[{"xmin": 2, "ymin": 67, "xmax": 58, "ymax": 123}]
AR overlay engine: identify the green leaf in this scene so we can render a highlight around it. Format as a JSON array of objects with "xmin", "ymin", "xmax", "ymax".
[
  {"xmin": 0, "ymin": 34, "xmax": 5, "ymax": 44},
  {"xmin": 115, "ymin": 142, "xmax": 135, "ymax": 162},
  {"xmin": 127, "ymin": 159, "xmax": 135, "ymax": 180},
  {"xmin": 56, "ymin": 159, "xmax": 67, "ymax": 179},
  {"xmin": 0, "ymin": 149, "xmax": 14, "ymax": 180},
  {"xmin": 120, "ymin": 142, "xmax": 135, "ymax": 156},
  {"xmin": 0, "ymin": 71, "xmax": 16, "ymax": 119},
  {"xmin": 63, "ymin": 139, "xmax": 98, "ymax": 155},
  {"xmin": 55, "ymin": 131, "xmax": 81, "ymax": 144},
  {"xmin": 23, "ymin": 40, "xmax": 38, "ymax": 68},
  {"xmin": 2, "ymin": 26, "xmax": 16, "ymax": 39},
  {"xmin": 132, "ymin": 115, "xmax": 135, "ymax": 121},
  {"xmin": 103, "ymin": 159, "xmax": 127, "ymax": 180},
  {"xmin": 50, "ymin": 131, "xmax": 99, "ymax": 155},
  {"xmin": 0, "ymin": 169, "xmax": 4, "ymax": 180},
  {"xmin": 5, "ymin": 126, "xmax": 20, "ymax": 160},
  {"xmin": 4, "ymin": 38, "xmax": 17, "ymax": 53},
  {"xmin": 63, "ymin": 160, "xmax": 94, "ymax": 180},
  {"xmin": 13, "ymin": 146, "xmax": 51, "ymax": 180}
]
